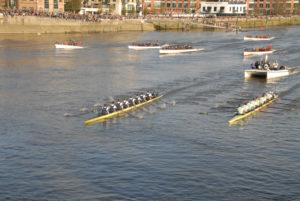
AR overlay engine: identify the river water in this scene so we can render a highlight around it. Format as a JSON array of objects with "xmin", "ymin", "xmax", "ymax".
[{"xmin": 0, "ymin": 27, "xmax": 299, "ymax": 200}]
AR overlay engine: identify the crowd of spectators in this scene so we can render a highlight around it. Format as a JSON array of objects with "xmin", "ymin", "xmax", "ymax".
[{"xmin": 0, "ymin": 8, "xmax": 142, "ymax": 22}]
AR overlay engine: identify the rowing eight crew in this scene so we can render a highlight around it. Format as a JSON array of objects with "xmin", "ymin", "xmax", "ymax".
[
  {"xmin": 237, "ymin": 91, "xmax": 276, "ymax": 115},
  {"xmin": 98, "ymin": 91, "xmax": 158, "ymax": 116}
]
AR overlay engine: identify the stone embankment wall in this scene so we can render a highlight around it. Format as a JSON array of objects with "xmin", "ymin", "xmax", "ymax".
[
  {"xmin": 217, "ymin": 16, "xmax": 300, "ymax": 28},
  {"xmin": 1, "ymin": 15, "xmax": 300, "ymax": 33},
  {"xmin": 152, "ymin": 16, "xmax": 300, "ymax": 30},
  {"xmin": 0, "ymin": 16, "xmax": 155, "ymax": 33}
]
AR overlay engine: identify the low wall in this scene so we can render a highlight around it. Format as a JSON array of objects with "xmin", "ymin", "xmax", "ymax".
[
  {"xmin": 1, "ymin": 15, "xmax": 300, "ymax": 33},
  {"xmin": 0, "ymin": 16, "xmax": 155, "ymax": 33}
]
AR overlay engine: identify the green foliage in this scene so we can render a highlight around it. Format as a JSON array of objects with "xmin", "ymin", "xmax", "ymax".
[
  {"xmin": 64, "ymin": 0, "xmax": 82, "ymax": 12},
  {"xmin": 109, "ymin": 4, "xmax": 114, "ymax": 14},
  {"xmin": 131, "ymin": 6, "xmax": 136, "ymax": 15},
  {"xmin": 143, "ymin": 8, "xmax": 148, "ymax": 16},
  {"xmin": 295, "ymin": 4, "xmax": 300, "ymax": 15},
  {"xmin": 122, "ymin": 4, "xmax": 127, "ymax": 15},
  {"xmin": 152, "ymin": 8, "xmax": 156, "ymax": 14},
  {"xmin": 64, "ymin": 1, "xmax": 73, "ymax": 12},
  {"xmin": 252, "ymin": 5, "xmax": 261, "ymax": 16},
  {"xmin": 160, "ymin": 5, "xmax": 165, "ymax": 14},
  {"xmin": 98, "ymin": 7, "xmax": 103, "ymax": 14}
]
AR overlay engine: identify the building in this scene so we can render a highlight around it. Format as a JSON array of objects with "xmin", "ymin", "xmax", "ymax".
[
  {"xmin": 1, "ymin": 0, "xmax": 65, "ymax": 13},
  {"xmin": 201, "ymin": 1, "xmax": 246, "ymax": 15},
  {"xmin": 247, "ymin": 0, "xmax": 299, "ymax": 14},
  {"xmin": 143, "ymin": 0, "xmax": 201, "ymax": 14}
]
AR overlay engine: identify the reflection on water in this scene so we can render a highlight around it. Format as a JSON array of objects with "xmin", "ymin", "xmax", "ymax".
[{"xmin": 0, "ymin": 28, "xmax": 300, "ymax": 200}]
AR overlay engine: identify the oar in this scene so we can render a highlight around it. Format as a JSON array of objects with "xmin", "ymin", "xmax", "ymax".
[
  {"xmin": 258, "ymin": 111, "xmax": 283, "ymax": 114},
  {"xmin": 65, "ymin": 106, "xmax": 99, "ymax": 117}
]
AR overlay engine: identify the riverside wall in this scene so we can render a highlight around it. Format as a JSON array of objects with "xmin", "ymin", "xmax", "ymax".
[
  {"xmin": 0, "ymin": 16, "xmax": 155, "ymax": 33},
  {"xmin": 1, "ymin": 15, "xmax": 300, "ymax": 33}
]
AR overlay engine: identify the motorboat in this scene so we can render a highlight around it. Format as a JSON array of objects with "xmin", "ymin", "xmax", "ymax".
[
  {"xmin": 160, "ymin": 44, "xmax": 204, "ymax": 54},
  {"xmin": 244, "ymin": 35, "xmax": 275, "ymax": 41}
]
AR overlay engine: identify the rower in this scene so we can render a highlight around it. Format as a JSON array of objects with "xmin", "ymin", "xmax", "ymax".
[
  {"xmin": 101, "ymin": 104, "xmax": 110, "ymax": 115},
  {"xmin": 146, "ymin": 90, "xmax": 152, "ymax": 101},
  {"xmin": 109, "ymin": 101, "xmax": 117, "ymax": 113},
  {"xmin": 123, "ymin": 97, "xmax": 129, "ymax": 109},
  {"xmin": 129, "ymin": 96, "xmax": 135, "ymax": 107},
  {"xmin": 140, "ymin": 94, "xmax": 146, "ymax": 103},
  {"xmin": 237, "ymin": 104, "xmax": 243, "ymax": 115},
  {"xmin": 135, "ymin": 95, "xmax": 141, "ymax": 105},
  {"xmin": 116, "ymin": 98, "xmax": 123, "ymax": 111}
]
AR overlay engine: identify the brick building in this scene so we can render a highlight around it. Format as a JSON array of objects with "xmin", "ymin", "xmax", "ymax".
[{"xmin": 0, "ymin": 0, "xmax": 65, "ymax": 13}]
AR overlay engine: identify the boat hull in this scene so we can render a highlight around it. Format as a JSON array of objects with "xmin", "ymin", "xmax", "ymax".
[
  {"xmin": 128, "ymin": 45, "xmax": 161, "ymax": 50},
  {"xmin": 84, "ymin": 95, "xmax": 164, "ymax": 126},
  {"xmin": 159, "ymin": 48, "xmax": 204, "ymax": 54},
  {"xmin": 245, "ymin": 69, "xmax": 289, "ymax": 79},
  {"xmin": 244, "ymin": 50, "xmax": 275, "ymax": 56},
  {"xmin": 244, "ymin": 37, "xmax": 275, "ymax": 41},
  {"xmin": 55, "ymin": 44, "xmax": 84, "ymax": 49},
  {"xmin": 229, "ymin": 95, "xmax": 279, "ymax": 125}
]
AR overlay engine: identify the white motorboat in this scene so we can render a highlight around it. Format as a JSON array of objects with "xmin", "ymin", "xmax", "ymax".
[
  {"xmin": 128, "ymin": 45, "xmax": 161, "ymax": 50},
  {"xmin": 55, "ymin": 44, "xmax": 84, "ymax": 49},
  {"xmin": 244, "ymin": 49, "xmax": 276, "ymax": 56},
  {"xmin": 245, "ymin": 69, "xmax": 289, "ymax": 79},
  {"xmin": 244, "ymin": 35, "xmax": 275, "ymax": 41},
  {"xmin": 160, "ymin": 47, "xmax": 204, "ymax": 54}
]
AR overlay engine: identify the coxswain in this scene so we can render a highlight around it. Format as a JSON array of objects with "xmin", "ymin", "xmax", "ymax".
[
  {"xmin": 101, "ymin": 104, "xmax": 109, "ymax": 115},
  {"xmin": 116, "ymin": 98, "xmax": 123, "ymax": 111},
  {"xmin": 129, "ymin": 96, "xmax": 135, "ymax": 107},
  {"xmin": 123, "ymin": 97, "xmax": 129, "ymax": 109},
  {"xmin": 109, "ymin": 101, "xmax": 117, "ymax": 113}
]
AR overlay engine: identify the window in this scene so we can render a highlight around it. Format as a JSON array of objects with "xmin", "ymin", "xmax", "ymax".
[
  {"xmin": 44, "ymin": 0, "xmax": 49, "ymax": 9},
  {"xmin": 203, "ymin": 7, "xmax": 205, "ymax": 11},
  {"xmin": 214, "ymin": 7, "xmax": 217, "ymax": 11},
  {"xmin": 229, "ymin": 7, "xmax": 231, "ymax": 11},
  {"xmin": 54, "ymin": 0, "xmax": 58, "ymax": 9}
]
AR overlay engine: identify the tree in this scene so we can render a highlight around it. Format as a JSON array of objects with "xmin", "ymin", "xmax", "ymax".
[
  {"xmin": 143, "ymin": 8, "xmax": 148, "ymax": 16},
  {"xmin": 122, "ymin": 4, "xmax": 127, "ymax": 15},
  {"xmin": 98, "ymin": 6, "xmax": 103, "ymax": 14},
  {"xmin": 294, "ymin": 4, "xmax": 300, "ymax": 14},
  {"xmin": 252, "ymin": 5, "xmax": 260, "ymax": 16},
  {"xmin": 152, "ymin": 8, "xmax": 156, "ymax": 15},
  {"xmin": 131, "ymin": 6, "xmax": 136, "ymax": 15},
  {"xmin": 109, "ymin": 4, "xmax": 114, "ymax": 14},
  {"xmin": 160, "ymin": 2, "xmax": 165, "ymax": 14},
  {"xmin": 64, "ymin": 0, "xmax": 82, "ymax": 12}
]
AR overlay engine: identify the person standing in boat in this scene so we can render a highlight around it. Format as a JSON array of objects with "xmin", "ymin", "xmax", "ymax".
[
  {"xmin": 116, "ymin": 98, "xmax": 123, "ymax": 111},
  {"xmin": 129, "ymin": 96, "xmax": 135, "ymax": 107}
]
